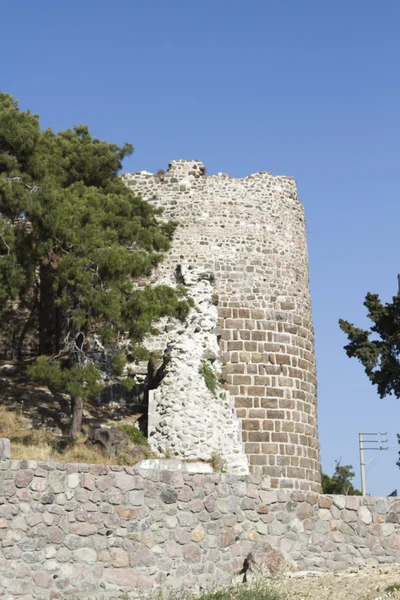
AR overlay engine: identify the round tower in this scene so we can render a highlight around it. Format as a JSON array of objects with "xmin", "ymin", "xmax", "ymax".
[{"xmin": 123, "ymin": 160, "xmax": 321, "ymax": 492}]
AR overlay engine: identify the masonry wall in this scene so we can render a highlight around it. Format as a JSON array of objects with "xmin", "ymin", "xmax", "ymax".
[
  {"xmin": 1, "ymin": 442, "xmax": 400, "ymax": 599},
  {"xmin": 123, "ymin": 161, "xmax": 320, "ymax": 492}
]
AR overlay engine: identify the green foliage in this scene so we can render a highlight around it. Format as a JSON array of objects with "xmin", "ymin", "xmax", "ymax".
[
  {"xmin": 200, "ymin": 362, "xmax": 219, "ymax": 397},
  {"xmin": 65, "ymin": 583, "xmax": 285, "ymax": 600},
  {"xmin": 110, "ymin": 352, "xmax": 127, "ymax": 376},
  {"xmin": 192, "ymin": 585, "xmax": 283, "ymax": 600},
  {"xmin": 128, "ymin": 345, "xmax": 150, "ymax": 363},
  {"xmin": 321, "ymin": 460, "xmax": 361, "ymax": 496},
  {"xmin": 27, "ymin": 357, "xmax": 103, "ymax": 400},
  {"xmin": 210, "ymin": 451, "xmax": 227, "ymax": 473},
  {"xmin": 385, "ymin": 583, "xmax": 400, "ymax": 593},
  {"xmin": 340, "ymin": 286, "xmax": 400, "ymax": 471},
  {"xmin": 118, "ymin": 424, "xmax": 148, "ymax": 446},
  {"xmin": 339, "ymin": 291, "xmax": 400, "ymax": 398},
  {"xmin": 121, "ymin": 376, "xmax": 136, "ymax": 392},
  {"xmin": 125, "ymin": 285, "xmax": 191, "ymax": 343},
  {"xmin": 0, "ymin": 91, "xmax": 187, "ymax": 343},
  {"xmin": 0, "ymin": 91, "xmax": 191, "ymax": 429},
  {"xmin": 163, "ymin": 446, "xmax": 174, "ymax": 459}
]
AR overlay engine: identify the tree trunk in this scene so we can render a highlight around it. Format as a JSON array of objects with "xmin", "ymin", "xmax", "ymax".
[
  {"xmin": 39, "ymin": 263, "xmax": 57, "ymax": 355},
  {"xmin": 17, "ymin": 285, "xmax": 39, "ymax": 361},
  {"xmin": 69, "ymin": 395, "xmax": 83, "ymax": 438}
]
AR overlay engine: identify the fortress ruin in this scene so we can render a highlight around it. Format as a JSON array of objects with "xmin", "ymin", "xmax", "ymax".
[{"xmin": 123, "ymin": 160, "xmax": 320, "ymax": 493}]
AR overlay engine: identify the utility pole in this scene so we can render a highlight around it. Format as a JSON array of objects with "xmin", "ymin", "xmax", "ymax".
[
  {"xmin": 359, "ymin": 433, "xmax": 366, "ymax": 496},
  {"xmin": 358, "ymin": 432, "xmax": 388, "ymax": 495}
]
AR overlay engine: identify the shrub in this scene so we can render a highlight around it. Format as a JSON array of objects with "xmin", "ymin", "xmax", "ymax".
[
  {"xmin": 386, "ymin": 583, "xmax": 400, "ymax": 592},
  {"xmin": 210, "ymin": 451, "xmax": 227, "ymax": 473},
  {"xmin": 129, "ymin": 345, "xmax": 150, "ymax": 363},
  {"xmin": 118, "ymin": 423, "xmax": 148, "ymax": 446},
  {"xmin": 111, "ymin": 352, "xmax": 127, "ymax": 375},
  {"xmin": 64, "ymin": 581, "xmax": 285, "ymax": 600},
  {"xmin": 200, "ymin": 362, "xmax": 219, "ymax": 397}
]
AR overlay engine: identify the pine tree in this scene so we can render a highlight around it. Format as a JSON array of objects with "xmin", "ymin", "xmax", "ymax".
[
  {"xmin": 339, "ymin": 292, "xmax": 400, "ymax": 398},
  {"xmin": 0, "ymin": 92, "xmax": 190, "ymax": 436}
]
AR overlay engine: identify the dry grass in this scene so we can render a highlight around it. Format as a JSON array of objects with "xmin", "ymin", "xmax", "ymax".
[{"xmin": 0, "ymin": 406, "xmax": 146, "ymax": 466}]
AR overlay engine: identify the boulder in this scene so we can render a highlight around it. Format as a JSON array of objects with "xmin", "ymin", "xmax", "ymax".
[
  {"xmin": 86, "ymin": 426, "xmax": 128, "ymax": 456},
  {"xmin": 2, "ymin": 364, "xmax": 18, "ymax": 376},
  {"xmin": 244, "ymin": 542, "xmax": 297, "ymax": 581},
  {"xmin": 86, "ymin": 426, "xmax": 148, "ymax": 462}
]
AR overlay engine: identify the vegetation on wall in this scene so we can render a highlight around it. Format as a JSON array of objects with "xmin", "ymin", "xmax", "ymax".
[
  {"xmin": 200, "ymin": 362, "xmax": 219, "ymax": 397},
  {"xmin": 0, "ymin": 91, "xmax": 190, "ymax": 437}
]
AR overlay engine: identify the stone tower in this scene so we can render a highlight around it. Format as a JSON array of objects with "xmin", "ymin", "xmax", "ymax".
[{"xmin": 123, "ymin": 160, "xmax": 321, "ymax": 492}]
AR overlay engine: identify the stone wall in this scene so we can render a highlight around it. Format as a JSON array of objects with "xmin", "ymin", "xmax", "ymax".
[
  {"xmin": 143, "ymin": 265, "xmax": 248, "ymax": 475},
  {"xmin": 1, "ymin": 441, "xmax": 400, "ymax": 599},
  {"xmin": 123, "ymin": 161, "xmax": 320, "ymax": 492}
]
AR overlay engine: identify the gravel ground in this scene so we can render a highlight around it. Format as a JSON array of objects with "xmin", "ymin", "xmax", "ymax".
[{"xmin": 271, "ymin": 565, "xmax": 400, "ymax": 600}]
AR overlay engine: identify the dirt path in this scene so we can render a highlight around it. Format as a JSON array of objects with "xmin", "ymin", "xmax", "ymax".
[{"xmin": 272, "ymin": 565, "xmax": 400, "ymax": 600}]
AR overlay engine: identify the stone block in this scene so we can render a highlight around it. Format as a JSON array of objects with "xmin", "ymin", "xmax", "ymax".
[
  {"xmin": 181, "ymin": 544, "xmax": 203, "ymax": 565},
  {"xmin": 111, "ymin": 547, "xmax": 129, "ymax": 567},
  {"xmin": 104, "ymin": 567, "xmax": 153, "ymax": 587},
  {"xmin": 14, "ymin": 469, "xmax": 34, "ymax": 488},
  {"xmin": 358, "ymin": 506, "xmax": 372, "ymax": 525},
  {"xmin": 345, "ymin": 496, "xmax": 360, "ymax": 511}
]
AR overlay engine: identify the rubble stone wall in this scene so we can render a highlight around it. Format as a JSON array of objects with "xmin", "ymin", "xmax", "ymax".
[
  {"xmin": 1, "ymin": 443, "xmax": 400, "ymax": 599},
  {"xmin": 143, "ymin": 265, "xmax": 248, "ymax": 475},
  {"xmin": 123, "ymin": 161, "xmax": 320, "ymax": 492}
]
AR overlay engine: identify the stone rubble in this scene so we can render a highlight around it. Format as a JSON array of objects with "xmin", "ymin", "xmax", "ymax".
[{"xmin": 143, "ymin": 264, "xmax": 249, "ymax": 475}]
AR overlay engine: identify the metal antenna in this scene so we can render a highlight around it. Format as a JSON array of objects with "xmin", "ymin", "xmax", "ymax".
[{"xmin": 359, "ymin": 432, "xmax": 388, "ymax": 495}]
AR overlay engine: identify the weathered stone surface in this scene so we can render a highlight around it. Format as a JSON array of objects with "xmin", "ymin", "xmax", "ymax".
[
  {"xmin": 164, "ymin": 539, "xmax": 182, "ymax": 558},
  {"xmin": 117, "ymin": 506, "xmax": 138, "ymax": 520},
  {"xmin": 220, "ymin": 530, "xmax": 236, "ymax": 548},
  {"xmin": 346, "ymin": 496, "xmax": 360, "ymax": 511},
  {"xmin": 115, "ymin": 471, "xmax": 137, "ymax": 492},
  {"xmin": 67, "ymin": 473, "xmax": 80, "ymax": 489},
  {"xmin": 104, "ymin": 567, "xmax": 153, "ymax": 587},
  {"xmin": 70, "ymin": 522, "xmax": 97, "ymax": 536},
  {"xmin": 124, "ymin": 162, "xmax": 320, "ymax": 489},
  {"xmin": 73, "ymin": 547, "xmax": 97, "ymax": 563},
  {"xmin": 183, "ymin": 544, "xmax": 201, "ymax": 563},
  {"xmin": 297, "ymin": 502, "xmax": 314, "ymax": 519},
  {"xmin": 343, "ymin": 509, "xmax": 358, "ymax": 523},
  {"xmin": 319, "ymin": 509, "xmax": 332, "ymax": 521},
  {"xmin": 2, "ymin": 451, "xmax": 400, "ymax": 599},
  {"xmin": 318, "ymin": 496, "xmax": 333, "ymax": 509},
  {"xmin": 33, "ymin": 571, "xmax": 51, "ymax": 588},
  {"xmin": 128, "ymin": 490, "xmax": 144, "ymax": 505},
  {"xmin": 246, "ymin": 542, "xmax": 297, "ymax": 578},
  {"xmin": 191, "ymin": 524, "xmax": 206, "ymax": 542},
  {"xmin": 86, "ymin": 426, "xmax": 128, "ymax": 457},
  {"xmin": 14, "ymin": 469, "xmax": 34, "ymax": 488},
  {"xmin": 111, "ymin": 547, "xmax": 129, "ymax": 567},
  {"xmin": 160, "ymin": 485, "xmax": 178, "ymax": 504},
  {"xmin": 46, "ymin": 526, "xmax": 64, "ymax": 544},
  {"xmin": 2, "ymin": 364, "xmax": 17, "ymax": 375},
  {"xmin": 359, "ymin": 506, "xmax": 372, "ymax": 525}
]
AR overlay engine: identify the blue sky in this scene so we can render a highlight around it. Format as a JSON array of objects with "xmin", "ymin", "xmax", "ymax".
[{"xmin": 2, "ymin": 0, "xmax": 400, "ymax": 495}]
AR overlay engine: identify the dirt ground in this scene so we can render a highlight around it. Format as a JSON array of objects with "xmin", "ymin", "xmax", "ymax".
[{"xmin": 272, "ymin": 565, "xmax": 400, "ymax": 600}]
